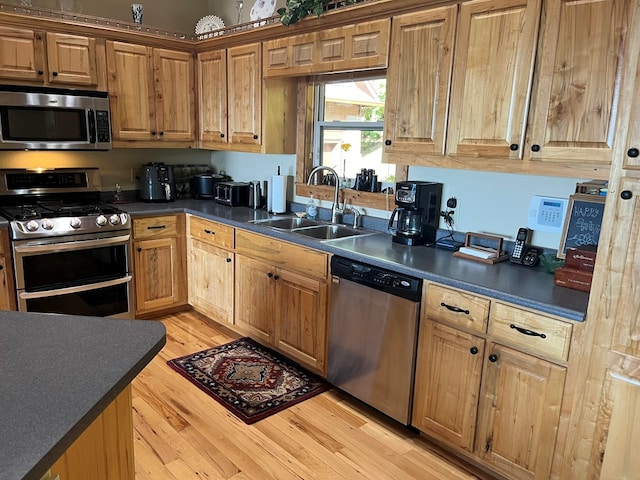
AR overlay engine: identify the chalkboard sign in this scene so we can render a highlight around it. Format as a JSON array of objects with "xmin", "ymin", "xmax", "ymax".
[{"xmin": 558, "ymin": 194, "xmax": 606, "ymax": 258}]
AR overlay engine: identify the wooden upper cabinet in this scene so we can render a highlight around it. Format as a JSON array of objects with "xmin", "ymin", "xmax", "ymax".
[
  {"xmin": 384, "ymin": 6, "xmax": 456, "ymax": 156},
  {"xmin": 446, "ymin": 0, "xmax": 542, "ymax": 160},
  {"xmin": 153, "ymin": 48, "xmax": 196, "ymax": 142},
  {"xmin": 0, "ymin": 27, "xmax": 104, "ymax": 89},
  {"xmin": 0, "ymin": 26, "xmax": 45, "ymax": 82},
  {"xmin": 45, "ymin": 32, "xmax": 99, "ymax": 87},
  {"xmin": 227, "ymin": 43, "xmax": 261, "ymax": 147},
  {"xmin": 107, "ymin": 41, "xmax": 195, "ymax": 146},
  {"xmin": 263, "ymin": 18, "xmax": 390, "ymax": 77},
  {"xmin": 198, "ymin": 49, "xmax": 227, "ymax": 146},
  {"xmin": 526, "ymin": 0, "xmax": 637, "ymax": 165}
]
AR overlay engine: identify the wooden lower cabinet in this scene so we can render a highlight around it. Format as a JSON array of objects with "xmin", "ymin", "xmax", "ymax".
[
  {"xmin": 234, "ymin": 230, "xmax": 328, "ymax": 374},
  {"xmin": 0, "ymin": 229, "xmax": 15, "ymax": 311},
  {"xmin": 413, "ymin": 282, "xmax": 568, "ymax": 480},
  {"xmin": 50, "ymin": 386, "xmax": 134, "ymax": 480},
  {"xmin": 132, "ymin": 215, "xmax": 187, "ymax": 316}
]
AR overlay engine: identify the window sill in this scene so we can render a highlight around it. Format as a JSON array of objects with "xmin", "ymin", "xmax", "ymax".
[{"xmin": 295, "ymin": 183, "xmax": 395, "ymax": 212}]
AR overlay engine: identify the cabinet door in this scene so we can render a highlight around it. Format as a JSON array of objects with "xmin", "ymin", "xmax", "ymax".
[
  {"xmin": 412, "ymin": 320, "xmax": 484, "ymax": 451},
  {"xmin": 446, "ymin": 0, "xmax": 541, "ymax": 159},
  {"xmin": 188, "ymin": 237, "xmax": 234, "ymax": 325},
  {"xmin": 107, "ymin": 41, "xmax": 155, "ymax": 141},
  {"xmin": 235, "ymin": 254, "xmax": 275, "ymax": 344},
  {"xmin": 0, "ymin": 26, "xmax": 45, "ymax": 82},
  {"xmin": 526, "ymin": 0, "xmax": 636, "ymax": 164},
  {"xmin": 198, "ymin": 49, "xmax": 228, "ymax": 147},
  {"xmin": 154, "ymin": 48, "xmax": 196, "ymax": 143},
  {"xmin": 134, "ymin": 237, "xmax": 184, "ymax": 315},
  {"xmin": 274, "ymin": 268, "xmax": 328, "ymax": 373},
  {"xmin": 227, "ymin": 44, "xmax": 261, "ymax": 147},
  {"xmin": 383, "ymin": 7, "xmax": 456, "ymax": 156},
  {"xmin": 45, "ymin": 33, "xmax": 98, "ymax": 87},
  {"xmin": 0, "ymin": 256, "xmax": 14, "ymax": 311},
  {"xmin": 476, "ymin": 343, "xmax": 566, "ymax": 480}
]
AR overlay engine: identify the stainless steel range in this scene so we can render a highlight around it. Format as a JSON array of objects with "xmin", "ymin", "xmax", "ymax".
[{"xmin": 0, "ymin": 168, "xmax": 133, "ymax": 318}]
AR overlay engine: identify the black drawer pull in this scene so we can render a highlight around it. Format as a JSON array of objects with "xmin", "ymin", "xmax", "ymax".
[
  {"xmin": 267, "ymin": 272, "xmax": 273, "ymax": 278},
  {"xmin": 510, "ymin": 323, "xmax": 546, "ymax": 339},
  {"xmin": 226, "ymin": 257, "xmax": 232, "ymax": 263},
  {"xmin": 470, "ymin": 346, "xmax": 478, "ymax": 355},
  {"xmin": 204, "ymin": 229, "xmax": 215, "ymax": 235},
  {"xmin": 147, "ymin": 225, "xmax": 166, "ymax": 230},
  {"xmin": 489, "ymin": 354, "xmax": 498, "ymax": 363},
  {"xmin": 441, "ymin": 302, "xmax": 470, "ymax": 314}
]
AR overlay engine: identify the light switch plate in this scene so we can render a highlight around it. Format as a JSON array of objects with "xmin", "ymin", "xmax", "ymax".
[{"xmin": 528, "ymin": 195, "xmax": 568, "ymax": 233}]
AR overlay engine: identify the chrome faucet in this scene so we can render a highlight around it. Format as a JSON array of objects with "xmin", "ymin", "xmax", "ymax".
[{"xmin": 307, "ymin": 166, "xmax": 341, "ymax": 223}]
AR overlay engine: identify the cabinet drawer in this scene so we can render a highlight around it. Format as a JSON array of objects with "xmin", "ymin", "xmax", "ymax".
[
  {"xmin": 425, "ymin": 283, "xmax": 490, "ymax": 332},
  {"xmin": 189, "ymin": 216, "xmax": 234, "ymax": 249},
  {"xmin": 489, "ymin": 302, "xmax": 573, "ymax": 362},
  {"xmin": 236, "ymin": 230, "xmax": 328, "ymax": 278},
  {"xmin": 133, "ymin": 215, "xmax": 179, "ymax": 239}
]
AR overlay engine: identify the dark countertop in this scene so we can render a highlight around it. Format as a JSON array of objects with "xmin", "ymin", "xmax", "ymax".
[
  {"xmin": 0, "ymin": 311, "xmax": 166, "ymax": 480},
  {"xmin": 123, "ymin": 199, "xmax": 590, "ymax": 322}
]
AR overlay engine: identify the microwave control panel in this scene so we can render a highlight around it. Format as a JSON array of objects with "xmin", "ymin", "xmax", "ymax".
[{"xmin": 528, "ymin": 195, "xmax": 568, "ymax": 233}]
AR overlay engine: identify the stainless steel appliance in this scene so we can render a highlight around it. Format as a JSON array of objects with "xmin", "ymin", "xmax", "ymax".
[
  {"xmin": 388, "ymin": 181, "xmax": 442, "ymax": 246},
  {"xmin": 0, "ymin": 86, "xmax": 112, "ymax": 150},
  {"xmin": 139, "ymin": 163, "xmax": 176, "ymax": 202},
  {"xmin": 327, "ymin": 256, "xmax": 422, "ymax": 425},
  {"xmin": 215, "ymin": 181, "xmax": 250, "ymax": 207},
  {"xmin": 0, "ymin": 168, "xmax": 133, "ymax": 318}
]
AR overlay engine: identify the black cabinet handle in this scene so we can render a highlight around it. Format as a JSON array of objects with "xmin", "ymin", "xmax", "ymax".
[
  {"xmin": 147, "ymin": 225, "xmax": 166, "ymax": 230},
  {"xmin": 274, "ymin": 274, "xmax": 280, "ymax": 280},
  {"xmin": 470, "ymin": 346, "xmax": 478, "ymax": 355},
  {"xmin": 509, "ymin": 143, "xmax": 519, "ymax": 151},
  {"xmin": 628, "ymin": 147, "xmax": 639, "ymax": 158},
  {"xmin": 385, "ymin": 140, "xmax": 392, "ymax": 146},
  {"xmin": 151, "ymin": 131, "xmax": 157, "ymax": 136},
  {"xmin": 510, "ymin": 323, "xmax": 546, "ymax": 338},
  {"xmin": 220, "ymin": 133, "xmax": 225, "ymax": 138},
  {"xmin": 159, "ymin": 131, "xmax": 164, "ymax": 136},
  {"xmin": 204, "ymin": 229, "xmax": 215, "ymax": 235},
  {"xmin": 489, "ymin": 354, "xmax": 498, "ymax": 363},
  {"xmin": 267, "ymin": 272, "xmax": 273, "ymax": 278},
  {"xmin": 0, "ymin": 265, "xmax": 3, "ymax": 270},
  {"xmin": 621, "ymin": 190, "xmax": 633, "ymax": 200},
  {"xmin": 531, "ymin": 144, "xmax": 541, "ymax": 152},
  {"xmin": 226, "ymin": 257, "xmax": 232, "ymax": 263},
  {"xmin": 37, "ymin": 70, "xmax": 43, "ymax": 75},
  {"xmin": 440, "ymin": 302, "xmax": 470, "ymax": 315},
  {"xmin": 137, "ymin": 247, "xmax": 142, "ymax": 253},
  {"xmin": 52, "ymin": 71, "xmax": 58, "ymax": 76},
  {"xmin": 253, "ymin": 134, "xmax": 258, "ymax": 140}
]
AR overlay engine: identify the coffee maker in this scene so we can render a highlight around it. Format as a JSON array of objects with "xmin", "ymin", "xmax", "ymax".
[{"xmin": 388, "ymin": 181, "xmax": 443, "ymax": 246}]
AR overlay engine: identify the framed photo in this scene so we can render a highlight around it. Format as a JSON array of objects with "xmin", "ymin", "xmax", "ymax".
[{"xmin": 558, "ymin": 194, "xmax": 606, "ymax": 259}]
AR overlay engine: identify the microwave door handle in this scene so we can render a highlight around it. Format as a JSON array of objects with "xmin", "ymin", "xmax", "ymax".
[{"xmin": 87, "ymin": 108, "xmax": 96, "ymax": 144}]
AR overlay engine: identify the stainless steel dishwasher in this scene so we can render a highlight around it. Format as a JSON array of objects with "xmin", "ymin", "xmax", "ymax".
[{"xmin": 327, "ymin": 255, "xmax": 422, "ymax": 425}]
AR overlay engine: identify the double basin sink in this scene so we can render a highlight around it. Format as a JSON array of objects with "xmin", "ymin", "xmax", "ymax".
[{"xmin": 249, "ymin": 216, "xmax": 374, "ymax": 241}]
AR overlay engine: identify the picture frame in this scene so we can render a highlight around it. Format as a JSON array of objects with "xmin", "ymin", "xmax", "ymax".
[{"xmin": 557, "ymin": 194, "xmax": 606, "ymax": 259}]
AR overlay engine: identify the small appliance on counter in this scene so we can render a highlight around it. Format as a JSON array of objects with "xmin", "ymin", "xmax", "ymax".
[
  {"xmin": 388, "ymin": 181, "xmax": 442, "ymax": 246},
  {"xmin": 190, "ymin": 173, "xmax": 231, "ymax": 199},
  {"xmin": 139, "ymin": 163, "xmax": 176, "ymax": 202},
  {"xmin": 215, "ymin": 181, "xmax": 250, "ymax": 207}
]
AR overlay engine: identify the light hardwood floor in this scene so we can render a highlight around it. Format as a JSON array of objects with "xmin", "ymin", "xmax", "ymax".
[{"xmin": 132, "ymin": 310, "xmax": 494, "ymax": 480}]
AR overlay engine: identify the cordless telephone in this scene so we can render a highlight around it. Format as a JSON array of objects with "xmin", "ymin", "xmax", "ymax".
[{"xmin": 510, "ymin": 227, "xmax": 542, "ymax": 266}]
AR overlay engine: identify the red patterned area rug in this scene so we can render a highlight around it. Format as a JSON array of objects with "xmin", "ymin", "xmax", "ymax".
[{"xmin": 167, "ymin": 337, "xmax": 330, "ymax": 424}]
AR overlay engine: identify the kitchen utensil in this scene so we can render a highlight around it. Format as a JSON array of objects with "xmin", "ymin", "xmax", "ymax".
[{"xmin": 190, "ymin": 173, "xmax": 230, "ymax": 198}]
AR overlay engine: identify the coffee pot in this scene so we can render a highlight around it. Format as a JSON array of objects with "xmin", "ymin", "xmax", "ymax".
[{"xmin": 388, "ymin": 181, "xmax": 443, "ymax": 246}]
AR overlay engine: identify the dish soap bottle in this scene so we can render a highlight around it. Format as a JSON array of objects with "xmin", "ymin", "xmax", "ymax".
[{"xmin": 306, "ymin": 194, "xmax": 318, "ymax": 220}]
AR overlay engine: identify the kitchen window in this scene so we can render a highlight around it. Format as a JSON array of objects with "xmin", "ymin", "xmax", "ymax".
[{"xmin": 312, "ymin": 77, "xmax": 395, "ymax": 190}]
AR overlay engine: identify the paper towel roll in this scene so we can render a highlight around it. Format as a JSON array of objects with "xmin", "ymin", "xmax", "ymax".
[{"xmin": 271, "ymin": 175, "xmax": 287, "ymax": 214}]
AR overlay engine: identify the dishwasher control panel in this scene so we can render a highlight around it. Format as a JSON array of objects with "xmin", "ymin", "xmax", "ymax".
[{"xmin": 331, "ymin": 256, "xmax": 422, "ymax": 302}]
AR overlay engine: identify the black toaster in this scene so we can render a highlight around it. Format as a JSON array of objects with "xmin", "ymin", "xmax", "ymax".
[{"xmin": 214, "ymin": 181, "xmax": 250, "ymax": 207}]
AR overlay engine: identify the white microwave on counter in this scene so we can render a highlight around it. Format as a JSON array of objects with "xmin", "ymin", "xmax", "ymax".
[{"xmin": 0, "ymin": 85, "xmax": 112, "ymax": 150}]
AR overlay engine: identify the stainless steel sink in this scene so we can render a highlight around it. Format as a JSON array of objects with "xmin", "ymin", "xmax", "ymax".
[
  {"xmin": 291, "ymin": 224, "xmax": 370, "ymax": 240},
  {"xmin": 250, "ymin": 216, "xmax": 324, "ymax": 230}
]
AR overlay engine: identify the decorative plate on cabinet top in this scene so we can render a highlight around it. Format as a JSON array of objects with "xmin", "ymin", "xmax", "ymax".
[
  {"xmin": 250, "ymin": 0, "xmax": 276, "ymax": 20},
  {"xmin": 195, "ymin": 15, "xmax": 225, "ymax": 35}
]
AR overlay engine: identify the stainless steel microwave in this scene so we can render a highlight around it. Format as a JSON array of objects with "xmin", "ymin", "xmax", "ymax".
[{"xmin": 0, "ymin": 86, "xmax": 112, "ymax": 150}]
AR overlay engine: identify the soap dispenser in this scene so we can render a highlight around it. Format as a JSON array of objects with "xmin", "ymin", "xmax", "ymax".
[{"xmin": 306, "ymin": 194, "xmax": 318, "ymax": 220}]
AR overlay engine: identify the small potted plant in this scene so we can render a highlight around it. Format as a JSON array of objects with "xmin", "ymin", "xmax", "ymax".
[{"xmin": 277, "ymin": 0, "xmax": 359, "ymax": 26}]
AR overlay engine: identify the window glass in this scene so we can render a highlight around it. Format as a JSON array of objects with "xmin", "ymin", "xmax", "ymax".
[{"xmin": 313, "ymin": 78, "xmax": 394, "ymax": 191}]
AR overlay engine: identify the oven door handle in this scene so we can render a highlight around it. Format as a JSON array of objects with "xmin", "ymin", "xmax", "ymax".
[
  {"xmin": 19, "ymin": 275, "xmax": 133, "ymax": 300},
  {"xmin": 14, "ymin": 234, "xmax": 131, "ymax": 254}
]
